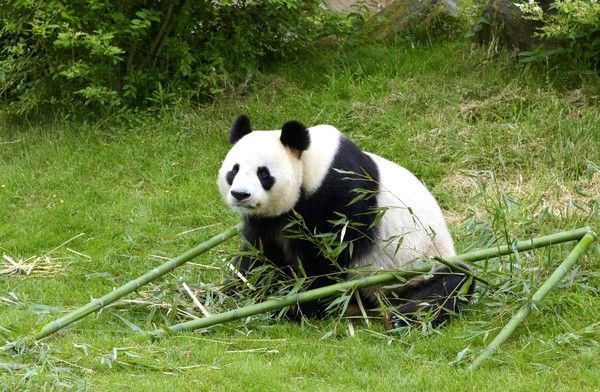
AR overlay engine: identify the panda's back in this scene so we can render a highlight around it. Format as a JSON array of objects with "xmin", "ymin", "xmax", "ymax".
[{"xmin": 355, "ymin": 152, "xmax": 455, "ymax": 269}]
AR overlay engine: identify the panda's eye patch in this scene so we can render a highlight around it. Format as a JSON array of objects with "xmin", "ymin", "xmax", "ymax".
[
  {"xmin": 257, "ymin": 167, "xmax": 270, "ymax": 179},
  {"xmin": 226, "ymin": 163, "xmax": 239, "ymax": 186},
  {"xmin": 257, "ymin": 166, "xmax": 275, "ymax": 190}
]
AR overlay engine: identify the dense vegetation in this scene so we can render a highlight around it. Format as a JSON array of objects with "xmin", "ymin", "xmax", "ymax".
[
  {"xmin": 2, "ymin": 0, "xmax": 597, "ymax": 118},
  {"xmin": 516, "ymin": 0, "xmax": 600, "ymax": 66},
  {"xmin": 0, "ymin": 0, "xmax": 336, "ymax": 115}
]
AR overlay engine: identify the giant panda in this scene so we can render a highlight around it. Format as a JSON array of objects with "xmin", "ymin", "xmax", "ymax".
[{"xmin": 217, "ymin": 115, "xmax": 473, "ymax": 328}]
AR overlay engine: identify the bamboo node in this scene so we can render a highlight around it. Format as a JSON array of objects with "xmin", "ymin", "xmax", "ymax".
[{"xmin": 91, "ymin": 298, "xmax": 105, "ymax": 306}]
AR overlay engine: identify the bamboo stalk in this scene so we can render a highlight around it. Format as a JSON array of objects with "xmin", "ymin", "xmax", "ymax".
[
  {"xmin": 445, "ymin": 227, "xmax": 591, "ymax": 264},
  {"xmin": 33, "ymin": 223, "xmax": 242, "ymax": 341},
  {"xmin": 432, "ymin": 256, "xmax": 494, "ymax": 287},
  {"xmin": 469, "ymin": 231, "xmax": 597, "ymax": 370},
  {"xmin": 150, "ymin": 227, "xmax": 594, "ymax": 337},
  {"xmin": 151, "ymin": 261, "xmax": 437, "ymax": 338},
  {"xmin": 26, "ymin": 226, "xmax": 593, "ymax": 343}
]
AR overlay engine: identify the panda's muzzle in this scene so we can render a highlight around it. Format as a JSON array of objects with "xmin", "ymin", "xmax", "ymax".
[{"xmin": 230, "ymin": 190, "xmax": 251, "ymax": 201}]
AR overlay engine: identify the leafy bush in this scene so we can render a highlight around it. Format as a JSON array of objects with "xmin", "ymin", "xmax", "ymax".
[
  {"xmin": 516, "ymin": 0, "xmax": 600, "ymax": 67},
  {"xmin": 0, "ymin": 0, "xmax": 331, "ymax": 116}
]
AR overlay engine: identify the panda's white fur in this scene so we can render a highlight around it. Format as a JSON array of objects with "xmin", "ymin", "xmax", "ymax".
[
  {"xmin": 298, "ymin": 125, "xmax": 342, "ymax": 195},
  {"xmin": 353, "ymin": 152, "xmax": 456, "ymax": 266}
]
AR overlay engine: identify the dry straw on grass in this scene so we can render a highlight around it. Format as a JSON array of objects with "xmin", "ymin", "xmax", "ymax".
[
  {"xmin": 0, "ymin": 254, "xmax": 69, "ymax": 277},
  {"xmin": 1, "ymin": 233, "xmax": 85, "ymax": 277}
]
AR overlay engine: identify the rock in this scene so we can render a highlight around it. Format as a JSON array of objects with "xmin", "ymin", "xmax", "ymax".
[{"xmin": 475, "ymin": 0, "xmax": 553, "ymax": 50}]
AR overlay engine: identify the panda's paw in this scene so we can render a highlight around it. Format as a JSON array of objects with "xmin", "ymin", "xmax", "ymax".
[{"xmin": 384, "ymin": 313, "xmax": 412, "ymax": 332}]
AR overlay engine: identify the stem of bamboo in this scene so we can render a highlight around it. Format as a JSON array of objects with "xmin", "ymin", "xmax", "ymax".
[
  {"xmin": 469, "ymin": 231, "xmax": 597, "ymax": 370},
  {"xmin": 432, "ymin": 256, "xmax": 494, "ymax": 287},
  {"xmin": 33, "ymin": 223, "xmax": 242, "ymax": 341},
  {"xmin": 445, "ymin": 227, "xmax": 591, "ymax": 264},
  {"xmin": 151, "ymin": 227, "xmax": 594, "ymax": 337},
  {"xmin": 151, "ymin": 261, "xmax": 437, "ymax": 338},
  {"xmin": 25, "ymin": 226, "xmax": 592, "ymax": 343}
]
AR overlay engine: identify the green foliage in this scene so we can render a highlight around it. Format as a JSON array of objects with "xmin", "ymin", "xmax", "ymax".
[
  {"xmin": 516, "ymin": 0, "xmax": 600, "ymax": 67},
  {"xmin": 405, "ymin": 10, "xmax": 464, "ymax": 44},
  {"xmin": 0, "ymin": 0, "xmax": 332, "ymax": 116}
]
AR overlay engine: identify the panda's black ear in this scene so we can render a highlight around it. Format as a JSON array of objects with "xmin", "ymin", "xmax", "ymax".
[
  {"xmin": 280, "ymin": 120, "xmax": 310, "ymax": 153},
  {"xmin": 229, "ymin": 114, "xmax": 252, "ymax": 144}
]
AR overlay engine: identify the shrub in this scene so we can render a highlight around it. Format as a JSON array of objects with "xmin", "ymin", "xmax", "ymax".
[
  {"xmin": 516, "ymin": 0, "xmax": 600, "ymax": 67},
  {"xmin": 0, "ymin": 0, "xmax": 330, "ymax": 116}
]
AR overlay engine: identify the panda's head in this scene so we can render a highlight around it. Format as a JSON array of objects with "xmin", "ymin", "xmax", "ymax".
[{"xmin": 217, "ymin": 115, "xmax": 310, "ymax": 217}]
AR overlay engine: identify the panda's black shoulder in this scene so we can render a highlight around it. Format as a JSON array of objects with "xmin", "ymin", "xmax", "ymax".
[
  {"xmin": 316, "ymin": 133, "xmax": 379, "ymax": 193},
  {"xmin": 295, "ymin": 133, "xmax": 379, "ymax": 223},
  {"xmin": 335, "ymin": 135, "xmax": 378, "ymax": 174}
]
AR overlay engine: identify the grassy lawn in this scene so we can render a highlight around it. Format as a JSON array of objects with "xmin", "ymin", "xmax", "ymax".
[{"xmin": 1, "ymin": 39, "xmax": 599, "ymax": 390}]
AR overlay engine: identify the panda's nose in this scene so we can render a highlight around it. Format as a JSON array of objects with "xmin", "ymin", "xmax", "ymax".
[{"xmin": 231, "ymin": 190, "xmax": 251, "ymax": 201}]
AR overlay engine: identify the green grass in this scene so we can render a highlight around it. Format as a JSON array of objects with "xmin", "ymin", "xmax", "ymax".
[{"xmin": 1, "ymin": 39, "xmax": 600, "ymax": 390}]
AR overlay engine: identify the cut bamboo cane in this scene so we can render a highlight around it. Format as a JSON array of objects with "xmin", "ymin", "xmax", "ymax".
[
  {"xmin": 151, "ymin": 227, "xmax": 594, "ymax": 337},
  {"xmin": 27, "ymin": 226, "xmax": 593, "ymax": 343},
  {"xmin": 469, "ymin": 231, "xmax": 597, "ymax": 370},
  {"xmin": 33, "ymin": 223, "xmax": 242, "ymax": 341},
  {"xmin": 151, "ymin": 261, "xmax": 437, "ymax": 338},
  {"xmin": 449, "ymin": 227, "xmax": 591, "ymax": 264}
]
